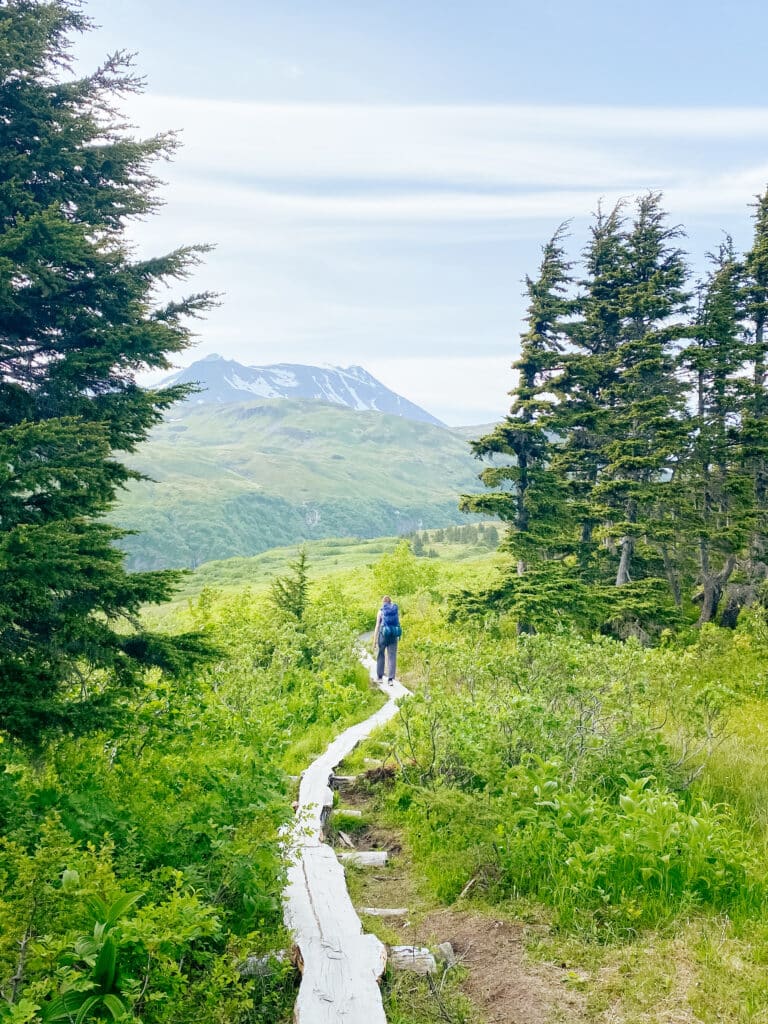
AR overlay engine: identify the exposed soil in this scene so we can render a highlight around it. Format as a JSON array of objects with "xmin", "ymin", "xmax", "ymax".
[
  {"xmin": 420, "ymin": 909, "xmax": 586, "ymax": 1024},
  {"xmin": 346, "ymin": 825, "xmax": 402, "ymax": 854},
  {"xmin": 334, "ymin": 774, "xmax": 587, "ymax": 1024}
]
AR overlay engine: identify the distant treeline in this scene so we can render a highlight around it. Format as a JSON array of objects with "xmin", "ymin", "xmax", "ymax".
[
  {"xmin": 406, "ymin": 522, "xmax": 500, "ymax": 557},
  {"xmin": 117, "ymin": 497, "xmax": 471, "ymax": 571}
]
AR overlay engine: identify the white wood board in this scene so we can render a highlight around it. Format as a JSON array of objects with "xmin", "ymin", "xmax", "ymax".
[
  {"xmin": 338, "ymin": 851, "xmax": 389, "ymax": 868},
  {"xmin": 359, "ymin": 907, "xmax": 408, "ymax": 918},
  {"xmin": 283, "ymin": 657, "xmax": 410, "ymax": 1023},
  {"xmin": 388, "ymin": 946, "xmax": 437, "ymax": 975}
]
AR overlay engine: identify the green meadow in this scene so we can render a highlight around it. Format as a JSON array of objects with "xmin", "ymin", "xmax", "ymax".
[{"xmin": 112, "ymin": 400, "xmax": 485, "ymax": 571}]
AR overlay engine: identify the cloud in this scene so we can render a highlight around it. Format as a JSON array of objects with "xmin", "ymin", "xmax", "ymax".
[
  {"xmin": 125, "ymin": 96, "xmax": 768, "ymax": 236},
  {"xmin": 155, "ymin": 173, "xmax": 768, "ymax": 226},
  {"xmin": 128, "ymin": 96, "xmax": 768, "ymax": 188},
  {"xmin": 121, "ymin": 98, "xmax": 768, "ymax": 421}
]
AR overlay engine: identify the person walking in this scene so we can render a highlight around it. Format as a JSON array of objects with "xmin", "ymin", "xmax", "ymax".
[{"xmin": 373, "ymin": 595, "xmax": 402, "ymax": 683}]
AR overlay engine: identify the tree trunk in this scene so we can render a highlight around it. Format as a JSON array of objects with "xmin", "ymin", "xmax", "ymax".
[
  {"xmin": 698, "ymin": 578, "xmax": 719, "ymax": 625},
  {"xmin": 720, "ymin": 581, "xmax": 755, "ymax": 628},
  {"xmin": 661, "ymin": 545, "xmax": 682, "ymax": 607},
  {"xmin": 615, "ymin": 498, "xmax": 637, "ymax": 586},
  {"xmin": 697, "ymin": 554, "xmax": 737, "ymax": 626},
  {"xmin": 615, "ymin": 535, "xmax": 634, "ymax": 586}
]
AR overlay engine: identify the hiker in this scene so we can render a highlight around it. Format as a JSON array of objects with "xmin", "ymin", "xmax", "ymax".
[{"xmin": 373, "ymin": 595, "xmax": 402, "ymax": 682}]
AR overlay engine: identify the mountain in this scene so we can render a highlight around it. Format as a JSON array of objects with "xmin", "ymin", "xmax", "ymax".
[
  {"xmin": 114, "ymin": 398, "xmax": 481, "ymax": 570},
  {"xmin": 161, "ymin": 355, "xmax": 445, "ymax": 426}
]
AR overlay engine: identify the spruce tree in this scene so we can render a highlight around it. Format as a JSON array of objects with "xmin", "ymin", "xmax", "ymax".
[
  {"xmin": 462, "ymin": 192, "xmax": 768, "ymax": 632},
  {"xmin": 462, "ymin": 226, "xmax": 574, "ymax": 569},
  {"xmin": 270, "ymin": 547, "xmax": 310, "ymax": 621},
  {"xmin": 678, "ymin": 242, "xmax": 754, "ymax": 623},
  {"xmin": 552, "ymin": 202, "xmax": 627, "ymax": 575},
  {"xmin": 0, "ymin": 1, "xmax": 215, "ymax": 745},
  {"xmin": 588, "ymin": 194, "xmax": 689, "ymax": 589},
  {"xmin": 742, "ymin": 189, "xmax": 768, "ymax": 537}
]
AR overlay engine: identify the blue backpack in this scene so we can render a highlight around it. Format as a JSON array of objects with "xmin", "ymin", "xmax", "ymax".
[{"xmin": 379, "ymin": 603, "xmax": 402, "ymax": 645}]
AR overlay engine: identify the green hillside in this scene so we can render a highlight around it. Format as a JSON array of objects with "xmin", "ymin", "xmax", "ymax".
[{"xmin": 113, "ymin": 399, "xmax": 484, "ymax": 570}]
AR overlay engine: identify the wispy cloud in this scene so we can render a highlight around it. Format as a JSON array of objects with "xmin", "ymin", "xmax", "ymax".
[
  {"xmin": 131, "ymin": 96, "xmax": 768, "ymax": 185},
  {"xmin": 125, "ymin": 97, "xmax": 768, "ymax": 420},
  {"xmin": 130, "ymin": 96, "xmax": 768, "ymax": 230},
  {"xmin": 158, "ymin": 172, "xmax": 768, "ymax": 225}
]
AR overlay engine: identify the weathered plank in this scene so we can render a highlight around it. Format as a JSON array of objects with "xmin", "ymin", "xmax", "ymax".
[
  {"xmin": 338, "ymin": 851, "xmax": 389, "ymax": 868},
  {"xmin": 331, "ymin": 774, "xmax": 359, "ymax": 790},
  {"xmin": 388, "ymin": 946, "xmax": 437, "ymax": 975},
  {"xmin": 283, "ymin": 665, "xmax": 410, "ymax": 1024},
  {"xmin": 359, "ymin": 907, "xmax": 408, "ymax": 918}
]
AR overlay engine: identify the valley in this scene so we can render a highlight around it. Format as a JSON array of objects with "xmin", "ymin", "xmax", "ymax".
[{"xmin": 114, "ymin": 398, "xmax": 485, "ymax": 570}]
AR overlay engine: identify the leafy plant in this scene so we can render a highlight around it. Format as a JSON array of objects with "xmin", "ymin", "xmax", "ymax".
[{"xmin": 372, "ymin": 541, "xmax": 438, "ymax": 599}]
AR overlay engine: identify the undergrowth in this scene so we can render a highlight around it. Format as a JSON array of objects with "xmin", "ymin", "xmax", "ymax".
[
  {"xmin": 0, "ymin": 583, "xmax": 371, "ymax": 1023},
  {"xmin": 379, "ymin": 615, "xmax": 768, "ymax": 938},
  {"xmin": 7, "ymin": 536, "xmax": 768, "ymax": 1022}
]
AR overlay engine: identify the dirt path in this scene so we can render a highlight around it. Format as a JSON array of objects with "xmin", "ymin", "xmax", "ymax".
[{"xmin": 336, "ymin": 757, "xmax": 588, "ymax": 1023}]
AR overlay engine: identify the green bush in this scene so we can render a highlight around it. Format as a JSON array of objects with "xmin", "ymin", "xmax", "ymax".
[
  {"xmin": 372, "ymin": 541, "xmax": 438, "ymax": 598},
  {"xmin": 385, "ymin": 622, "xmax": 768, "ymax": 937},
  {"xmin": 0, "ymin": 584, "xmax": 372, "ymax": 1021}
]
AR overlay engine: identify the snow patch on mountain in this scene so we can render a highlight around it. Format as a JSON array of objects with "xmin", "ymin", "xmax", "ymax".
[{"xmin": 162, "ymin": 356, "xmax": 445, "ymax": 426}]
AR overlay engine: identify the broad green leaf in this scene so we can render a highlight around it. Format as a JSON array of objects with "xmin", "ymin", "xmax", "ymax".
[
  {"xmin": 92, "ymin": 936, "xmax": 118, "ymax": 991},
  {"xmin": 101, "ymin": 995, "xmax": 128, "ymax": 1021},
  {"xmin": 41, "ymin": 991, "xmax": 86, "ymax": 1023},
  {"xmin": 74, "ymin": 996, "xmax": 101, "ymax": 1024},
  {"xmin": 105, "ymin": 891, "xmax": 143, "ymax": 928}
]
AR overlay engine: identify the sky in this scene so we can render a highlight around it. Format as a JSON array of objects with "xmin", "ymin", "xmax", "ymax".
[{"xmin": 73, "ymin": 0, "xmax": 768, "ymax": 425}]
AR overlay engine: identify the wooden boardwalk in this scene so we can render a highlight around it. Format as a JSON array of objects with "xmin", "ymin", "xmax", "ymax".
[{"xmin": 283, "ymin": 652, "xmax": 410, "ymax": 1023}]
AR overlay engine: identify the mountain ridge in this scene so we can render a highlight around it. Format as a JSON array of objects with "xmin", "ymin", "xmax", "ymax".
[{"xmin": 161, "ymin": 355, "xmax": 445, "ymax": 427}]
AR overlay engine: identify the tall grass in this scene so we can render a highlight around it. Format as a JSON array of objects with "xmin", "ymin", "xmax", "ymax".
[{"xmin": 376, "ymin": 615, "xmax": 768, "ymax": 938}]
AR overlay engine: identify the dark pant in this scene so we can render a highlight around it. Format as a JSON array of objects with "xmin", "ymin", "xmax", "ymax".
[{"xmin": 376, "ymin": 640, "xmax": 398, "ymax": 680}]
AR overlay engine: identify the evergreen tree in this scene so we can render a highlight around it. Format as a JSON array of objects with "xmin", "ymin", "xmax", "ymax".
[
  {"xmin": 742, "ymin": 190, "xmax": 768, "ymax": 537},
  {"xmin": 462, "ymin": 192, "xmax": 768, "ymax": 633},
  {"xmin": 678, "ymin": 242, "xmax": 754, "ymax": 622},
  {"xmin": 0, "ymin": 1, "xmax": 215, "ymax": 745},
  {"xmin": 587, "ymin": 194, "xmax": 689, "ymax": 588},
  {"xmin": 270, "ymin": 547, "xmax": 310, "ymax": 621},
  {"xmin": 462, "ymin": 226, "xmax": 574, "ymax": 570},
  {"xmin": 410, "ymin": 533, "xmax": 425, "ymax": 556},
  {"xmin": 551, "ymin": 202, "xmax": 627, "ymax": 575}
]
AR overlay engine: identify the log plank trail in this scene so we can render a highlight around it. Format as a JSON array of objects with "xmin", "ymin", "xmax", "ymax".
[{"xmin": 283, "ymin": 648, "xmax": 411, "ymax": 1023}]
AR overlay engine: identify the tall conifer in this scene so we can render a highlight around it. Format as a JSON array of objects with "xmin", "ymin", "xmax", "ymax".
[
  {"xmin": 678, "ymin": 242, "xmax": 754, "ymax": 622},
  {"xmin": 742, "ymin": 190, "xmax": 768, "ymax": 536},
  {"xmin": 462, "ymin": 226, "xmax": 573, "ymax": 569},
  {"xmin": 552, "ymin": 202, "xmax": 626, "ymax": 575},
  {"xmin": 0, "ymin": 1, "xmax": 215, "ymax": 745},
  {"xmin": 590, "ymin": 194, "xmax": 689, "ymax": 587}
]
